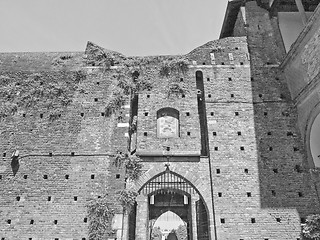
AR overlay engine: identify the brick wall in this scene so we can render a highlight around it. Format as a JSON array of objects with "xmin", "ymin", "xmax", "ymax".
[
  {"xmin": 227, "ymin": 1, "xmax": 320, "ymax": 239},
  {"xmin": 136, "ymin": 64, "xmax": 201, "ymax": 155},
  {"xmin": 1, "ymin": 4, "xmax": 320, "ymax": 239},
  {"xmin": 0, "ymin": 54, "xmax": 128, "ymax": 240}
]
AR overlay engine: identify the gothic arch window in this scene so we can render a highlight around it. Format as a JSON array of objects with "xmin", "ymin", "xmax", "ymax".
[{"xmin": 157, "ymin": 107, "xmax": 179, "ymax": 138}]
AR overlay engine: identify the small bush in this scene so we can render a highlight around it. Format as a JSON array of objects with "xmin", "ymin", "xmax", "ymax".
[
  {"xmin": 86, "ymin": 196, "xmax": 115, "ymax": 240},
  {"xmin": 0, "ymin": 71, "xmax": 85, "ymax": 121},
  {"xmin": 159, "ymin": 57, "xmax": 189, "ymax": 78},
  {"xmin": 117, "ymin": 189, "xmax": 138, "ymax": 213},
  {"xmin": 125, "ymin": 154, "xmax": 143, "ymax": 180},
  {"xmin": 302, "ymin": 214, "xmax": 320, "ymax": 240},
  {"xmin": 167, "ymin": 83, "xmax": 185, "ymax": 98},
  {"xmin": 112, "ymin": 152, "xmax": 143, "ymax": 181},
  {"xmin": 104, "ymin": 90, "xmax": 126, "ymax": 117}
]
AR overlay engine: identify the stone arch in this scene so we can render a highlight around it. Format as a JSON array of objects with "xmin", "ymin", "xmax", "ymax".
[
  {"xmin": 305, "ymin": 102, "xmax": 320, "ymax": 168},
  {"xmin": 129, "ymin": 163, "xmax": 212, "ymax": 202},
  {"xmin": 130, "ymin": 167, "xmax": 211, "ymax": 240}
]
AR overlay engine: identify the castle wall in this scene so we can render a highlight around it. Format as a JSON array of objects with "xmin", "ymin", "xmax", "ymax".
[
  {"xmin": 1, "ymin": 2, "xmax": 320, "ymax": 239},
  {"xmin": 228, "ymin": 1, "xmax": 320, "ymax": 239},
  {"xmin": 0, "ymin": 54, "xmax": 128, "ymax": 240}
]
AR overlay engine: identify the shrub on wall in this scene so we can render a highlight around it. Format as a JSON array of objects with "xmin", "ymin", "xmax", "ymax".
[
  {"xmin": 86, "ymin": 190, "xmax": 139, "ymax": 239},
  {"xmin": 167, "ymin": 83, "xmax": 185, "ymax": 98},
  {"xmin": 113, "ymin": 152, "xmax": 143, "ymax": 181},
  {"xmin": 117, "ymin": 189, "xmax": 138, "ymax": 213},
  {"xmin": 301, "ymin": 214, "xmax": 320, "ymax": 240},
  {"xmin": 0, "ymin": 70, "xmax": 86, "ymax": 121},
  {"xmin": 159, "ymin": 57, "xmax": 189, "ymax": 78},
  {"xmin": 104, "ymin": 66, "xmax": 152, "ymax": 117},
  {"xmin": 86, "ymin": 196, "xmax": 116, "ymax": 240},
  {"xmin": 104, "ymin": 89, "xmax": 126, "ymax": 117}
]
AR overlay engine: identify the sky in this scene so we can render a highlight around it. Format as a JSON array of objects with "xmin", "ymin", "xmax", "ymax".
[
  {"xmin": 0, "ymin": 0, "xmax": 228, "ymax": 56},
  {"xmin": 154, "ymin": 211, "xmax": 184, "ymax": 230}
]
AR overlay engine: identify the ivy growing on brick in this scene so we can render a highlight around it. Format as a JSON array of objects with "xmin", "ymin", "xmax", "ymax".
[
  {"xmin": 117, "ymin": 189, "xmax": 138, "ymax": 213},
  {"xmin": 159, "ymin": 57, "xmax": 189, "ymax": 78},
  {"xmin": 167, "ymin": 82, "xmax": 186, "ymax": 98},
  {"xmin": 0, "ymin": 70, "xmax": 86, "ymax": 121},
  {"xmin": 113, "ymin": 152, "xmax": 143, "ymax": 181},
  {"xmin": 86, "ymin": 189, "xmax": 139, "ymax": 239},
  {"xmin": 158, "ymin": 57, "xmax": 189, "ymax": 98},
  {"xmin": 301, "ymin": 214, "xmax": 320, "ymax": 240},
  {"xmin": 104, "ymin": 65, "xmax": 152, "ymax": 117},
  {"xmin": 104, "ymin": 89, "xmax": 126, "ymax": 117},
  {"xmin": 86, "ymin": 195, "xmax": 116, "ymax": 240}
]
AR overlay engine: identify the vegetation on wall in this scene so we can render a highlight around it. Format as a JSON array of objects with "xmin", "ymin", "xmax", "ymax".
[
  {"xmin": 0, "ymin": 70, "xmax": 86, "ymax": 121},
  {"xmin": 167, "ymin": 82, "xmax": 186, "ymax": 98},
  {"xmin": 104, "ymin": 65, "xmax": 152, "ymax": 117},
  {"xmin": 113, "ymin": 152, "xmax": 143, "ymax": 181},
  {"xmin": 159, "ymin": 57, "xmax": 189, "ymax": 78},
  {"xmin": 117, "ymin": 189, "xmax": 138, "ymax": 213},
  {"xmin": 104, "ymin": 89, "xmax": 126, "ymax": 117},
  {"xmin": 87, "ymin": 189, "xmax": 139, "ymax": 239},
  {"xmin": 151, "ymin": 227, "xmax": 163, "ymax": 240},
  {"xmin": 301, "ymin": 214, "xmax": 320, "ymax": 240},
  {"xmin": 158, "ymin": 57, "xmax": 189, "ymax": 98},
  {"xmin": 52, "ymin": 54, "xmax": 73, "ymax": 66},
  {"xmin": 86, "ymin": 195, "xmax": 116, "ymax": 240},
  {"xmin": 103, "ymin": 55, "xmax": 190, "ymax": 116}
]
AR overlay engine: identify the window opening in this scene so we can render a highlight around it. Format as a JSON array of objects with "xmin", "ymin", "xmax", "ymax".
[{"xmin": 157, "ymin": 108, "xmax": 180, "ymax": 138}]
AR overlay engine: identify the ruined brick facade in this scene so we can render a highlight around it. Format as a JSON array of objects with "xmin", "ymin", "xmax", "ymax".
[{"xmin": 1, "ymin": 1, "xmax": 320, "ymax": 240}]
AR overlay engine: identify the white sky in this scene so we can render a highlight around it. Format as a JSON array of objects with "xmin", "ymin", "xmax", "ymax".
[
  {"xmin": 0, "ymin": 0, "xmax": 228, "ymax": 56},
  {"xmin": 154, "ymin": 211, "xmax": 185, "ymax": 230}
]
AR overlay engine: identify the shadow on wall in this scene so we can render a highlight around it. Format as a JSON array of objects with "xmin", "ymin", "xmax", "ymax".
[
  {"xmin": 251, "ymin": 66, "xmax": 320, "ymax": 217},
  {"xmin": 241, "ymin": 0, "xmax": 320, "ymax": 219}
]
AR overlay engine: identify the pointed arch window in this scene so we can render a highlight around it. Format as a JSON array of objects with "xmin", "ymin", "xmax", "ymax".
[{"xmin": 157, "ymin": 108, "xmax": 180, "ymax": 138}]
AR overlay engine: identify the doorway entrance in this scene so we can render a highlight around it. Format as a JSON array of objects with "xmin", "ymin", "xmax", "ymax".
[
  {"xmin": 128, "ymin": 170, "xmax": 209, "ymax": 240},
  {"xmin": 149, "ymin": 190, "xmax": 191, "ymax": 240},
  {"xmin": 152, "ymin": 211, "xmax": 187, "ymax": 240}
]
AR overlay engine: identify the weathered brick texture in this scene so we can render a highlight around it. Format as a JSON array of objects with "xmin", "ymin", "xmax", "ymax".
[{"xmin": 1, "ymin": 2, "xmax": 320, "ymax": 240}]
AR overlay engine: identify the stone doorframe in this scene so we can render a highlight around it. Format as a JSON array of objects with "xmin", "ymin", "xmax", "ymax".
[{"xmin": 122, "ymin": 162, "xmax": 215, "ymax": 240}]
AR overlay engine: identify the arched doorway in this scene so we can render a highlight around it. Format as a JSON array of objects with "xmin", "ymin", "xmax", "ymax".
[
  {"xmin": 149, "ymin": 190, "xmax": 191, "ymax": 240},
  {"xmin": 128, "ymin": 170, "xmax": 210, "ymax": 240},
  {"xmin": 151, "ymin": 211, "xmax": 187, "ymax": 240}
]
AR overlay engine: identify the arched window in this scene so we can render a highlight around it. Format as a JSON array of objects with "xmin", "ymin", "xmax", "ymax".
[
  {"xmin": 310, "ymin": 113, "xmax": 320, "ymax": 167},
  {"xmin": 157, "ymin": 108, "xmax": 179, "ymax": 138}
]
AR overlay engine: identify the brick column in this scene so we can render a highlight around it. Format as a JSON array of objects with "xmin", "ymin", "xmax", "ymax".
[
  {"xmin": 191, "ymin": 193, "xmax": 199, "ymax": 240},
  {"xmin": 136, "ymin": 194, "xmax": 149, "ymax": 240}
]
